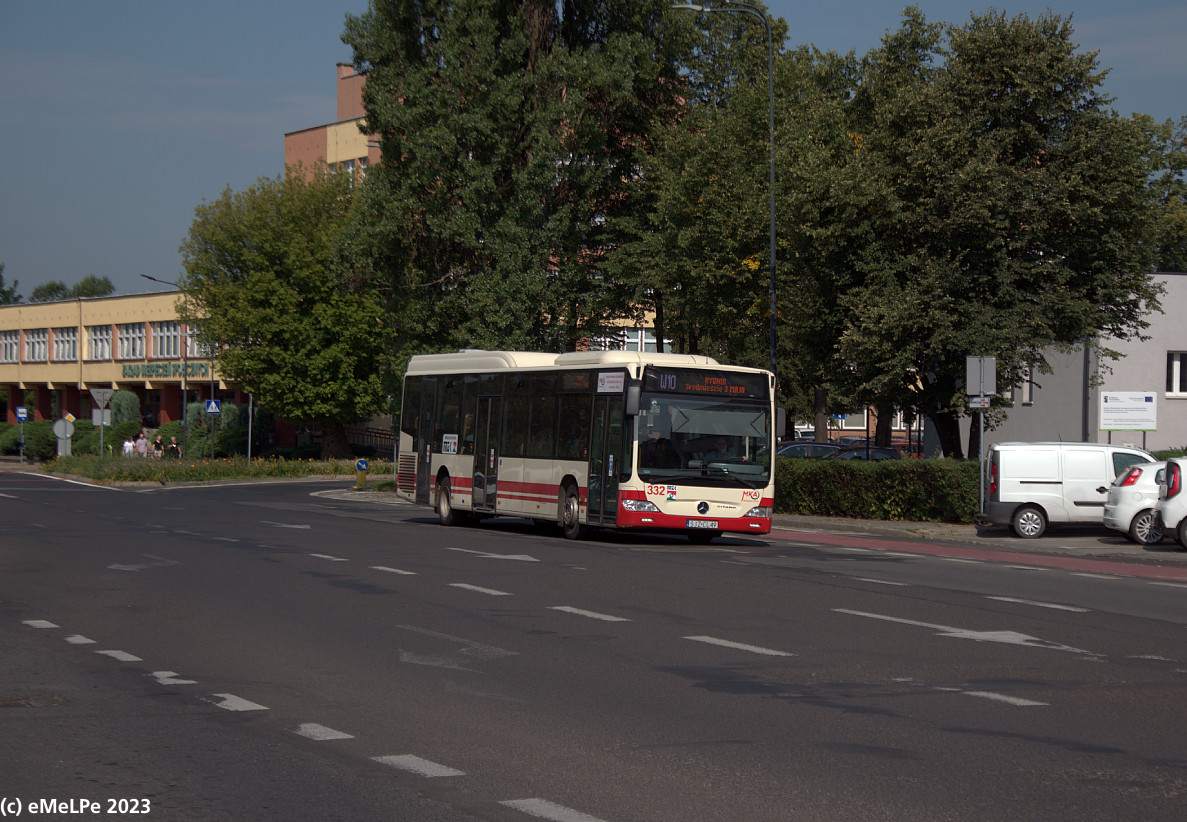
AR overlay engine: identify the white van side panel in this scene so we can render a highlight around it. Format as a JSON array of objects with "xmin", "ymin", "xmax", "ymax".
[
  {"xmin": 1062, "ymin": 449, "xmax": 1109, "ymax": 521},
  {"xmin": 1000, "ymin": 449, "xmax": 1058, "ymax": 480}
]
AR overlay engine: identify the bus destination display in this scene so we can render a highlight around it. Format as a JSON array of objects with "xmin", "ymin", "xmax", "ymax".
[{"xmin": 642, "ymin": 367, "xmax": 768, "ymax": 400}]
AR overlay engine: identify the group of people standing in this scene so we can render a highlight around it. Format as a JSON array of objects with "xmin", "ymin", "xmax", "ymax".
[{"xmin": 122, "ymin": 432, "xmax": 180, "ymax": 459}]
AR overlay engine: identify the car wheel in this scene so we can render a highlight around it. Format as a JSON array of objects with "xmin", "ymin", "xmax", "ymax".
[
  {"xmin": 1128, "ymin": 509, "xmax": 1163, "ymax": 545},
  {"xmin": 1011, "ymin": 505, "xmax": 1046, "ymax": 539},
  {"xmin": 1178, "ymin": 518, "xmax": 1187, "ymax": 548}
]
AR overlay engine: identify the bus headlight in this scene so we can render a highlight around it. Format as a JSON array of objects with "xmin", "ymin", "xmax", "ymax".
[
  {"xmin": 746, "ymin": 506, "xmax": 772, "ymax": 518},
  {"xmin": 621, "ymin": 499, "xmax": 661, "ymax": 513}
]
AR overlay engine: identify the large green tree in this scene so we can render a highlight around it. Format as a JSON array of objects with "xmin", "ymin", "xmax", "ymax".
[
  {"xmin": 179, "ymin": 165, "xmax": 396, "ymax": 458},
  {"xmin": 341, "ymin": 0, "xmax": 688, "ymax": 356},
  {"xmin": 784, "ymin": 8, "xmax": 1163, "ymax": 457}
]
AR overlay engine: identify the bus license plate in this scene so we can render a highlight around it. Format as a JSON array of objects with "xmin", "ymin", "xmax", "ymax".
[{"xmin": 687, "ymin": 519, "xmax": 718, "ymax": 529}]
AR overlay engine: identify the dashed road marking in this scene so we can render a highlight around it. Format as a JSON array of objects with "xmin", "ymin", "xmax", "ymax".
[
  {"xmin": 371, "ymin": 565, "xmax": 416, "ymax": 575},
  {"xmin": 685, "ymin": 635, "xmax": 792, "ymax": 657},
  {"xmin": 550, "ymin": 606, "xmax": 630, "ymax": 622},
  {"xmin": 854, "ymin": 577, "xmax": 908, "ymax": 586},
  {"xmin": 963, "ymin": 690, "xmax": 1047, "ymax": 707},
  {"xmin": 835, "ymin": 609, "xmax": 1097, "ymax": 655},
  {"xmin": 500, "ymin": 798, "xmax": 610, "ymax": 822},
  {"xmin": 64, "ymin": 635, "xmax": 95, "ymax": 645},
  {"xmin": 262, "ymin": 521, "xmax": 311, "ymax": 529},
  {"xmin": 296, "ymin": 722, "xmax": 354, "ymax": 741},
  {"xmin": 372, "ymin": 754, "xmax": 464, "ymax": 777},
  {"xmin": 310, "ymin": 553, "xmax": 348, "ymax": 562},
  {"xmin": 95, "ymin": 650, "xmax": 142, "ymax": 662},
  {"xmin": 450, "ymin": 583, "xmax": 512, "ymax": 596},
  {"xmin": 986, "ymin": 596, "xmax": 1088, "ymax": 612},
  {"xmin": 209, "ymin": 693, "xmax": 269, "ymax": 712},
  {"xmin": 152, "ymin": 671, "xmax": 197, "ymax": 685},
  {"xmin": 22, "ymin": 619, "xmax": 59, "ymax": 629}
]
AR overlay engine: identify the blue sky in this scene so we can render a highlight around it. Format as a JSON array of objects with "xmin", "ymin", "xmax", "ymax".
[{"xmin": 1, "ymin": 1, "xmax": 1183, "ymax": 298}]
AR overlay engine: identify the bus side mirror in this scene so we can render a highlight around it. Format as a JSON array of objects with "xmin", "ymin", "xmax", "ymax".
[
  {"xmin": 776, "ymin": 407, "xmax": 787, "ymax": 439},
  {"xmin": 625, "ymin": 379, "xmax": 642, "ymax": 416}
]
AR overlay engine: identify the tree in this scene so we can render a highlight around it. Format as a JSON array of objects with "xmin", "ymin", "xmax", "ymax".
[
  {"xmin": 341, "ymin": 0, "xmax": 689, "ymax": 356},
  {"xmin": 1145, "ymin": 115, "xmax": 1187, "ymax": 273},
  {"xmin": 30, "ymin": 275, "xmax": 115, "ymax": 303},
  {"xmin": 179, "ymin": 164, "xmax": 397, "ymax": 459},
  {"xmin": 0, "ymin": 263, "xmax": 20, "ymax": 305},
  {"xmin": 785, "ymin": 8, "xmax": 1163, "ymax": 456}
]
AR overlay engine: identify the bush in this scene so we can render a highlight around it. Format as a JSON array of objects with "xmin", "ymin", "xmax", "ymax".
[
  {"xmin": 110, "ymin": 390, "xmax": 141, "ymax": 425},
  {"xmin": 774, "ymin": 456, "xmax": 981, "ymax": 523},
  {"xmin": 0, "ymin": 419, "xmax": 58, "ymax": 461}
]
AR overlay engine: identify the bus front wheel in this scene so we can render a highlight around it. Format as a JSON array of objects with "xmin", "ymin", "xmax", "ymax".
[{"xmin": 560, "ymin": 484, "xmax": 586, "ymax": 540}]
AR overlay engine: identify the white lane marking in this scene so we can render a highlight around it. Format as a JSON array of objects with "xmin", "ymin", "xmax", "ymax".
[
  {"xmin": 372, "ymin": 754, "xmax": 464, "ymax": 777},
  {"xmin": 310, "ymin": 553, "xmax": 348, "ymax": 562},
  {"xmin": 1071, "ymin": 573, "xmax": 1119, "ymax": 580},
  {"xmin": 833, "ymin": 546, "xmax": 873, "ymax": 553},
  {"xmin": 444, "ymin": 546, "xmax": 539, "ymax": 562},
  {"xmin": 22, "ymin": 619, "xmax": 58, "ymax": 629},
  {"xmin": 209, "ymin": 693, "xmax": 269, "ymax": 712},
  {"xmin": 0, "ymin": 492, "xmax": 17, "ymax": 499},
  {"xmin": 964, "ymin": 690, "xmax": 1047, "ymax": 707},
  {"xmin": 500, "ymin": 798, "xmax": 610, "ymax": 822},
  {"xmin": 296, "ymin": 723, "xmax": 354, "ymax": 741},
  {"xmin": 937, "ymin": 557, "xmax": 982, "ymax": 564},
  {"xmin": 95, "ymin": 650, "xmax": 142, "ymax": 662},
  {"xmin": 9, "ymin": 471, "xmax": 123, "ymax": 490},
  {"xmin": 1008, "ymin": 565, "xmax": 1051, "ymax": 572},
  {"xmin": 370, "ymin": 565, "xmax": 416, "ymax": 575},
  {"xmin": 450, "ymin": 583, "xmax": 512, "ymax": 596},
  {"xmin": 152, "ymin": 671, "xmax": 197, "ymax": 685},
  {"xmin": 986, "ymin": 596, "xmax": 1089, "ymax": 613},
  {"xmin": 685, "ymin": 635, "xmax": 793, "ymax": 657},
  {"xmin": 1149, "ymin": 582, "xmax": 1187, "ymax": 589},
  {"xmin": 878, "ymin": 551, "xmax": 920, "ymax": 558},
  {"xmin": 64, "ymin": 635, "xmax": 95, "ymax": 645},
  {"xmin": 261, "ymin": 520, "xmax": 311, "ymax": 529},
  {"xmin": 854, "ymin": 578, "xmax": 908, "ymax": 586},
  {"xmin": 550, "ymin": 606, "xmax": 631, "ymax": 622},
  {"xmin": 108, "ymin": 554, "xmax": 181, "ymax": 572},
  {"xmin": 834, "ymin": 609, "xmax": 1098, "ymax": 656}
]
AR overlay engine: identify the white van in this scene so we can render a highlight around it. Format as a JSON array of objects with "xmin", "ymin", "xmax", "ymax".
[{"xmin": 986, "ymin": 442, "xmax": 1155, "ymax": 538}]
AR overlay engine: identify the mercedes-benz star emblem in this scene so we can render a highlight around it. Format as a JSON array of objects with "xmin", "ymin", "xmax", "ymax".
[{"xmin": 697, "ymin": 501, "xmax": 710, "ymax": 515}]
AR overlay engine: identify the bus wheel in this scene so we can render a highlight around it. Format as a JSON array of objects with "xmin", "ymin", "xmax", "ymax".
[
  {"xmin": 437, "ymin": 478, "xmax": 459, "ymax": 526},
  {"xmin": 687, "ymin": 529, "xmax": 719, "ymax": 545},
  {"xmin": 560, "ymin": 484, "xmax": 586, "ymax": 540}
]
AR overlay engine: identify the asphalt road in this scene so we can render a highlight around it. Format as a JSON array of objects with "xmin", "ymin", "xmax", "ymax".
[{"xmin": 3, "ymin": 470, "xmax": 1187, "ymax": 821}]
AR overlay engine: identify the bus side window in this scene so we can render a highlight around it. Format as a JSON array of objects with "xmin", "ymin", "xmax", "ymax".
[
  {"xmin": 557, "ymin": 392, "xmax": 591, "ymax": 461},
  {"xmin": 527, "ymin": 374, "xmax": 557, "ymax": 459},
  {"xmin": 504, "ymin": 376, "xmax": 530, "ymax": 458},
  {"xmin": 400, "ymin": 376, "xmax": 422, "ymax": 455}
]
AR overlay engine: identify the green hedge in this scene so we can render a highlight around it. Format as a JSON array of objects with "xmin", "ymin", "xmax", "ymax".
[{"xmin": 774, "ymin": 456, "xmax": 982, "ymax": 523}]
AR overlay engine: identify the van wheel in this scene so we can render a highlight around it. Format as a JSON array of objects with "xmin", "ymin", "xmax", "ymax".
[
  {"xmin": 560, "ymin": 483, "xmax": 586, "ymax": 540},
  {"xmin": 437, "ymin": 478, "xmax": 458, "ymax": 526},
  {"xmin": 1128, "ymin": 509, "xmax": 1163, "ymax": 545},
  {"xmin": 1178, "ymin": 518, "xmax": 1187, "ymax": 548},
  {"xmin": 1011, "ymin": 505, "xmax": 1046, "ymax": 539}
]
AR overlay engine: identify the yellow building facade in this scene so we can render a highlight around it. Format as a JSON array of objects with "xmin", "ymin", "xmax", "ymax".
[{"xmin": 1, "ymin": 292, "xmax": 232, "ymax": 426}]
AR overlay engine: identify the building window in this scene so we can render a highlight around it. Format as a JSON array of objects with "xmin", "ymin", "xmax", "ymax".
[
  {"xmin": 590, "ymin": 327, "xmax": 670, "ymax": 353},
  {"xmin": 86, "ymin": 325, "xmax": 112, "ymax": 360},
  {"xmin": 1018, "ymin": 365, "xmax": 1034, "ymax": 405},
  {"xmin": 52, "ymin": 327, "xmax": 78, "ymax": 361},
  {"xmin": 117, "ymin": 323, "xmax": 145, "ymax": 359},
  {"xmin": 0, "ymin": 330, "xmax": 18, "ymax": 363},
  {"xmin": 24, "ymin": 329, "xmax": 48, "ymax": 362},
  {"xmin": 1168, "ymin": 353, "xmax": 1187, "ymax": 397},
  {"xmin": 151, "ymin": 321, "xmax": 181, "ymax": 358},
  {"xmin": 840, "ymin": 409, "xmax": 868, "ymax": 431}
]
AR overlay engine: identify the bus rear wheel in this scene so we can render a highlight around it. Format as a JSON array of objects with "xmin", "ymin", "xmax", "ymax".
[
  {"xmin": 560, "ymin": 484, "xmax": 586, "ymax": 540},
  {"xmin": 437, "ymin": 478, "xmax": 460, "ymax": 526}
]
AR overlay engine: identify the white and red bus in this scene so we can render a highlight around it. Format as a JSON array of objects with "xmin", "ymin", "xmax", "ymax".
[{"xmin": 396, "ymin": 350, "xmax": 777, "ymax": 542}]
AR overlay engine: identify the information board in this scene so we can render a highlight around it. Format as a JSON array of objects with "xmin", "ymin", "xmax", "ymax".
[{"xmin": 1099, "ymin": 391, "xmax": 1157, "ymax": 431}]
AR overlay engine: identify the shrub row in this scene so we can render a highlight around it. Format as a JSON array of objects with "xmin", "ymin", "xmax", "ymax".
[{"xmin": 774, "ymin": 457, "xmax": 982, "ymax": 523}]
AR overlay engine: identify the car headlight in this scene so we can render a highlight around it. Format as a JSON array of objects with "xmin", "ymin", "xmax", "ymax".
[
  {"xmin": 622, "ymin": 499, "xmax": 661, "ymax": 513},
  {"xmin": 746, "ymin": 506, "xmax": 772, "ymax": 518}
]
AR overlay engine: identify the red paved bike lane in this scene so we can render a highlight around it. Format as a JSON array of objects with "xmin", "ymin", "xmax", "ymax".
[{"xmin": 770, "ymin": 527, "xmax": 1187, "ymax": 583}]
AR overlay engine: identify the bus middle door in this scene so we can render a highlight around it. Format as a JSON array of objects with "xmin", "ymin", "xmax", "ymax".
[{"xmin": 472, "ymin": 395, "xmax": 500, "ymax": 511}]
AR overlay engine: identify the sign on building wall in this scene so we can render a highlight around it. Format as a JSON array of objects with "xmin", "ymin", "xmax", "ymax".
[{"xmin": 1100, "ymin": 391, "xmax": 1157, "ymax": 431}]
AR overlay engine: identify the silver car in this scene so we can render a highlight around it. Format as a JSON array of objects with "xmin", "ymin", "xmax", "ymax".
[{"xmin": 1103, "ymin": 461, "xmax": 1165, "ymax": 544}]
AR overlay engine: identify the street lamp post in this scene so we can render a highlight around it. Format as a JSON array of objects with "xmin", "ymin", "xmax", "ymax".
[
  {"xmin": 673, "ymin": 1, "xmax": 778, "ymax": 381},
  {"xmin": 140, "ymin": 274, "xmax": 187, "ymax": 458}
]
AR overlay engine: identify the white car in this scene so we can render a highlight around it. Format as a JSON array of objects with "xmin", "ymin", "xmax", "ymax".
[
  {"xmin": 1155, "ymin": 457, "xmax": 1187, "ymax": 545},
  {"xmin": 1103, "ymin": 461, "xmax": 1165, "ymax": 544}
]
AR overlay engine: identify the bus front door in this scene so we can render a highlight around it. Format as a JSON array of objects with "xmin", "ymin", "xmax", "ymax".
[
  {"xmin": 416, "ymin": 377, "xmax": 437, "ymax": 506},
  {"xmin": 472, "ymin": 396, "xmax": 500, "ymax": 511},
  {"xmin": 588, "ymin": 395, "xmax": 624, "ymax": 527}
]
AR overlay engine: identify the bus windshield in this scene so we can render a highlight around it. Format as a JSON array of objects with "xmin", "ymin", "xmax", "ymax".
[{"xmin": 635, "ymin": 392, "xmax": 771, "ymax": 487}]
